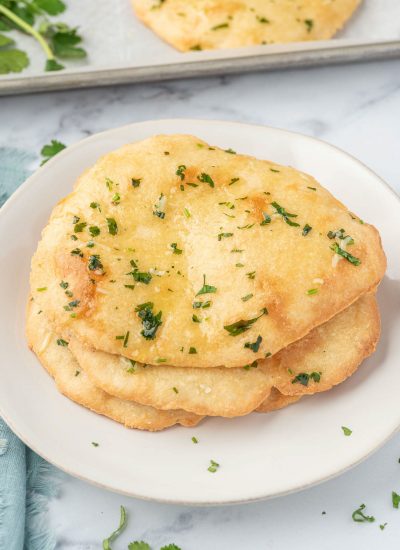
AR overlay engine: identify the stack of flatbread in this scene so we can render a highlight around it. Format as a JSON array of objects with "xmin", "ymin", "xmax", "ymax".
[
  {"xmin": 131, "ymin": 0, "xmax": 361, "ymax": 52},
  {"xmin": 28, "ymin": 134, "xmax": 386, "ymax": 431}
]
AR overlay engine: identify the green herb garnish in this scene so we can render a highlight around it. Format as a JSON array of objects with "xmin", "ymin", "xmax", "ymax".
[
  {"xmin": 208, "ymin": 459, "xmax": 220, "ymax": 472},
  {"xmin": 292, "ymin": 372, "xmax": 321, "ymax": 386},
  {"xmin": 197, "ymin": 172, "xmax": 215, "ymax": 188},
  {"xmin": 218, "ymin": 232, "xmax": 233, "ymax": 241},
  {"xmin": 307, "ymin": 288, "xmax": 318, "ymax": 295},
  {"xmin": 131, "ymin": 178, "xmax": 141, "ymax": 188},
  {"xmin": 170, "ymin": 243, "xmax": 183, "ymax": 254},
  {"xmin": 196, "ymin": 274, "xmax": 217, "ymax": 296},
  {"xmin": 88, "ymin": 254, "xmax": 104, "ymax": 274},
  {"xmin": 352, "ymin": 504, "xmax": 375, "ymax": 523},
  {"xmin": 244, "ymin": 335, "xmax": 262, "ymax": 353},
  {"xmin": 330, "ymin": 243, "xmax": 361, "ymax": 266},
  {"xmin": 260, "ymin": 212, "xmax": 271, "ymax": 226},
  {"xmin": 224, "ymin": 309, "xmax": 267, "ymax": 336},
  {"xmin": 40, "ymin": 139, "xmax": 66, "ymax": 165},
  {"xmin": 302, "ymin": 224, "xmax": 312, "ymax": 236},
  {"xmin": 135, "ymin": 302, "xmax": 162, "ymax": 340},
  {"xmin": 176, "ymin": 165, "xmax": 186, "ymax": 180},
  {"xmin": 241, "ymin": 293, "xmax": 253, "ymax": 302},
  {"xmin": 192, "ymin": 436, "xmax": 198, "ymax": 444},
  {"xmin": 305, "ymin": 19, "xmax": 314, "ymax": 32},
  {"xmin": 106, "ymin": 217, "xmax": 118, "ymax": 235},
  {"xmin": 271, "ymin": 201, "xmax": 300, "ymax": 227},
  {"xmin": 392, "ymin": 491, "xmax": 400, "ymax": 509},
  {"xmin": 56, "ymin": 338, "xmax": 68, "ymax": 346},
  {"xmin": 89, "ymin": 226, "xmax": 100, "ymax": 237},
  {"xmin": 74, "ymin": 221, "xmax": 87, "ymax": 233},
  {"xmin": 189, "ymin": 347, "xmax": 197, "ymax": 354},
  {"xmin": 193, "ymin": 300, "xmax": 211, "ymax": 309},
  {"xmin": 102, "ymin": 505, "xmax": 127, "ymax": 550},
  {"xmin": 342, "ymin": 426, "xmax": 352, "ymax": 436}
]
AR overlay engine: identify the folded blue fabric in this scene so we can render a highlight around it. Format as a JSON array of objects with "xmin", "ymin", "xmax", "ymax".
[{"xmin": 0, "ymin": 147, "xmax": 62, "ymax": 550}]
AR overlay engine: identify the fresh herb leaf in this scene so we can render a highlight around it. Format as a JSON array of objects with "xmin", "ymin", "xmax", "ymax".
[
  {"xmin": 88, "ymin": 254, "xmax": 104, "ymax": 274},
  {"xmin": 196, "ymin": 274, "xmax": 217, "ymax": 296},
  {"xmin": 208, "ymin": 459, "xmax": 220, "ymax": 472},
  {"xmin": 71, "ymin": 248, "xmax": 83, "ymax": 257},
  {"xmin": 170, "ymin": 243, "xmax": 183, "ymax": 254},
  {"xmin": 342, "ymin": 426, "xmax": 352, "ymax": 436},
  {"xmin": 193, "ymin": 300, "xmax": 211, "ymax": 309},
  {"xmin": 292, "ymin": 371, "xmax": 321, "ymax": 386},
  {"xmin": 352, "ymin": 504, "xmax": 375, "ymax": 523},
  {"xmin": 56, "ymin": 338, "xmax": 68, "ymax": 346},
  {"xmin": 135, "ymin": 302, "xmax": 162, "ymax": 340},
  {"xmin": 176, "ymin": 164, "xmax": 186, "ymax": 180},
  {"xmin": 74, "ymin": 221, "xmax": 87, "ymax": 233},
  {"xmin": 197, "ymin": 172, "xmax": 215, "ymax": 188},
  {"xmin": 189, "ymin": 346, "xmax": 197, "ymax": 354},
  {"xmin": 260, "ymin": 212, "xmax": 271, "ymax": 226},
  {"xmin": 40, "ymin": 22, "xmax": 86, "ymax": 59},
  {"xmin": 307, "ymin": 288, "xmax": 318, "ymax": 295},
  {"xmin": 392, "ymin": 491, "xmax": 400, "ymax": 509},
  {"xmin": 224, "ymin": 309, "xmax": 267, "ymax": 336},
  {"xmin": 302, "ymin": 224, "xmax": 312, "ymax": 236},
  {"xmin": 160, "ymin": 545, "xmax": 182, "ymax": 550},
  {"xmin": 218, "ymin": 232, "xmax": 233, "ymax": 241},
  {"xmin": 106, "ymin": 217, "xmax": 118, "ymax": 235},
  {"xmin": 128, "ymin": 543, "xmax": 151, "ymax": 550},
  {"xmin": 244, "ymin": 335, "xmax": 262, "ymax": 353},
  {"xmin": 271, "ymin": 201, "xmax": 300, "ymax": 227},
  {"xmin": 192, "ymin": 436, "xmax": 198, "ymax": 444},
  {"xmin": 40, "ymin": 139, "xmax": 66, "ymax": 165},
  {"xmin": 89, "ymin": 226, "xmax": 100, "ymax": 237},
  {"xmin": 102, "ymin": 506, "xmax": 127, "ymax": 550},
  {"xmin": 0, "ymin": 46, "xmax": 29, "ymax": 74}
]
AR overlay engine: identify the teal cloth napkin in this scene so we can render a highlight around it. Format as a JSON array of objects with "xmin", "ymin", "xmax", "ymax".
[{"xmin": 0, "ymin": 147, "xmax": 62, "ymax": 550}]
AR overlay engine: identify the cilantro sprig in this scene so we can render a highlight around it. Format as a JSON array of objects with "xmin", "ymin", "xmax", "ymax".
[
  {"xmin": 0, "ymin": 0, "xmax": 86, "ymax": 74},
  {"xmin": 40, "ymin": 139, "xmax": 66, "ymax": 165}
]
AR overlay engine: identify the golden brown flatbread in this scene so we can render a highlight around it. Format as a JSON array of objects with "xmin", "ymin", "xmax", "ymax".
[
  {"xmin": 64, "ymin": 294, "xmax": 379, "ymax": 416},
  {"xmin": 256, "ymin": 388, "xmax": 302, "ymax": 413},
  {"xmin": 30, "ymin": 135, "xmax": 385, "ymax": 368},
  {"xmin": 132, "ymin": 0, "xmax": 361, "ymax": 52},
  {"xmin": 26, "ymin": 300, "xmax": 202, "ymax": 431}
]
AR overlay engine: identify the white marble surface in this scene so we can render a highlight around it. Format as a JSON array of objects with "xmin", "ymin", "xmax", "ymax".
[{"xmin": 2, "ymin": 58, "xmax": 400, "ymax": 549}]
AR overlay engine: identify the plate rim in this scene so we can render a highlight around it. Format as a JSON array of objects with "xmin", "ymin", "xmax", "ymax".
[{"xmin": 1, "ymin": 118, "xmax": 400, "ymax": 506}]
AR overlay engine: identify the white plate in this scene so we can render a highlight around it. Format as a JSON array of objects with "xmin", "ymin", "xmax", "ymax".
[{"xmin": 1, "ymin": 119, "xmax": 399, "ymax": 505}]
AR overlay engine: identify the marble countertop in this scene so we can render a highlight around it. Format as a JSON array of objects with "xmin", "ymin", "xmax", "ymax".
[{"xmin": 2, "ymin": 57, "xmax": 400, "ymax": 549}]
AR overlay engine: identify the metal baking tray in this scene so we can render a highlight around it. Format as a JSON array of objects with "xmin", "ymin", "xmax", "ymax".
[{"xmin": 1, "ymin": 0, "xmax": 400, "ymax": 96}]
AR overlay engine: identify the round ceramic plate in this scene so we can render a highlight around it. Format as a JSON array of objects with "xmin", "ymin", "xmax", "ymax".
[{"xmin": 1, "ymin": 119, "xmax": 399, "ymax": 505}]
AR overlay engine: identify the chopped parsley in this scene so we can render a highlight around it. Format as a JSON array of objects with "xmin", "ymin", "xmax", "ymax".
[
  {"xmin": 91, "ymin": 442, "xmax": 99, "ymax": 447},
  {"xmin": 218, "ymin": 232, "xmax": 233, "ymax": 241},
  {"xmin": 176, "ymin": 165, "xmax": 186, "ymax": 180},
  {"xmin": 192, "ymin": 436, "xmax": 198, "ymax": 444},
  {"xmin": 352, "ymin": 504, "xmax": 375, "ymax": 523},
  {"xmin": 131, "ymin": 178, "xmax": 141, "ymax": 188},
  {"xmin": 88, "ymin": 254, "xmax": 104, "ymax": 274},
  {"xmin": 183, "ymin": 207, "xmax": 191, "ymax": 218},
  {"xmin": 170, "ymin": 243, "xmax": 183, "ymax": 254},
  {"xmin": 127, "ymin": 260, "xmax": 152, "ymax": 285},
  {"xmin": 305, "ymin": 19, "xmax": 314, "ymax": 32},
  {"xmin": 40, "ymin": 140, "xmax": 66, "ymax": 165},
  {"xmin": 192, "ymin": 314, "xmax": 201, "ymax": 323},
  {"xmin": 307, "ymin": 288, "xmax": 318, "ymax": 295},
  {"xmin": 307, "ymin": 186, "xmax": 316, "ymax": 191},
  {"xmin": 241, "ymin": 293, "xmax": 253, "ymax": 302},
  {"xmin": 212, "ymin": 22, "xmax": 229, "ymax": 30},
  {"xmin": 172, "ymin": 386, "xmax": 179, "ymax": 394},
  {"xmin": 302, "ymin": 224, "xmax": 312, "ymax": 236},
  {"xmin": 342, "ymin": 426, "xmax": 352, "ymax": 436},
  {"xmin": 193, "ymin": 300, "xmax": 211, "ymax": 309},
  {"xmin": 36, "ymin": 287, "xmax": 47, "ymax": 292},
  {"xmin": 106, "ymin": 217, "xmax": 118, "ymax": 235},
  {"xmin": 112, "ymin": 192, "xmax": 120, "ymax": 205},
  {"xmin": 208, "ymin": 459, "xmax": 220, "ymax": 473},
  {"xmin": 71, "ymin": 247, "xmax": 83, "ymax": 257},
  {"xmin": 74, "ymin": 221, "xmax": 87, "ymax": 233},
  {"xmin": 60, "ymin": 280, "xmax": 68, "ymax": 289},
  {"xmin": 224, "ymin": 308, "xmax": 267, "ymax": 336},
  {"xmin": 260, "ymin": 212, "xmax": 271, "ymax": 226},
  {"xmin": 225, "ymin": 148, "xmax": 236, "ymax": 154},
  {"xmin": 153, "ymin": 193, "xmax": 167, "ymax": 219},
  {"xmin": 196, "ymin": 274, "xmax": 217, "ymax": 296},
  {"xmin": 135, "ymin": 302, "xmax": 162, "ymax": 340},
  {"xmin": 392, "ymin": 491, "xmax": 400, "ymax": 509},
  {"xmin": 229, "ymin": 177, "xmax": 240, "ymax": 185},
  {"xmin": 271, "ymin": 202, "xmax": 300, "ymax": 227},
  {"xmin": 244, "ymin": 335, "xmax": 262, "ymax": 353},
  {"xmin": 56, "ymin": 339, "xmax": 68, "ymax": 347},
  {"xmin": 197, "ymin": 172, "xmax": 215, "ymax": 188},
  {"xmin": 257, "ymin": 15, "xmax": 270, "ymax": 23},
  {"xmin": 90, "ymin": 202, "xmax": 101, "ymax": 211},
  {"xmin": 89, "ymin": 226, "xmax": 100, "ymax": 237},
  {"xmin": 105, "ymin": 177, "xmax": 114, "ymax": 191},
  {"xmin": 292, "ymin": 372, "xmax": 321, "ymax": 386},
  {"xmin": 330, "ymin": 243, "xmax": 361, "ymax": 266},
  {"xmin": 247, "ymin": 271, "xmax": 256, "ymax": 279},
  {"xmin": 189, "ymin": 347, "xmax": 197, "ymax": 354},
  {"xmin": 243, "ymin": 360, "xmax": 258, "ymax": 370}
]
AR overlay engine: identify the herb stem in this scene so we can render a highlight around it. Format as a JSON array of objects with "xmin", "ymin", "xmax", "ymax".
[{"xmin": 0, "ymin": 4, "xmax": 54, "ymax": 60}]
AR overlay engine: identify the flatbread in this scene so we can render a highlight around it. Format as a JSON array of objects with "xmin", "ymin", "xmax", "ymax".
[
  {"xmin": 65, "ymin": 294, "xmax": 379, "ymax": 417},
  {"xmin": 30, "ymin": 134, "xmax": 385, "ymax": 368},
  {"xmin": 256, "ymin": 388, "xmax": 302, "ymax": 413},
  {"xmin": 132, "ymin": 0, "xmax": 361, "ymax": 52},
  {"xmin": 26, "ymin": 300, "xmax": 202, "ymax": 431}
]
